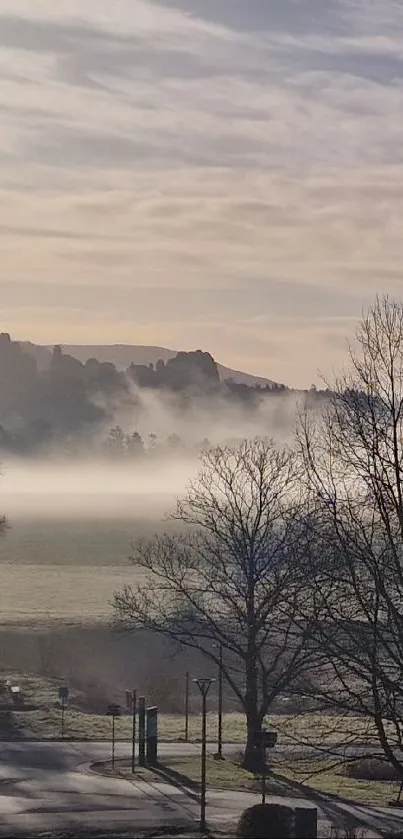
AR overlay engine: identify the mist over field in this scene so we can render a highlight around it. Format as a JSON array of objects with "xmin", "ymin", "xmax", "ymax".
[
  {"xmin": 111, "ymin": 383, "xmax": 300, "ymax": 447},
  {"xmin": 0, "ymin": 374, "xmax": 302, "ymax": 521},
  {"xmin": 0, "ymin": 456, "xmax": 198, "ymax": 520},
  {"xmin": 0, "ymin": 334, "xmax": 309, "ymax": 636}
]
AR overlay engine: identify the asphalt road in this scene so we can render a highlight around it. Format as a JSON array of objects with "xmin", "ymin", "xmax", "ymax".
[
  {"xmin": 0, "ymin": 741, "xmax": 260, "ymax": 837},
  {"xmin": 0, "ymin": 741, "xmax": 400, "ymax": 838}
]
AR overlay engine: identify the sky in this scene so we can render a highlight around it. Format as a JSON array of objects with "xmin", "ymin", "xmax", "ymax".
[{"xmin": 1, "ymin": 1, "xmax": 403, "ymax": 387}]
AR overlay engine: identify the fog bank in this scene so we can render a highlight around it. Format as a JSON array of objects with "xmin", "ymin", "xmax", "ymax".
[{"xmin": 0, "ymin": 457, "xmax": 198, "ymax": 520}]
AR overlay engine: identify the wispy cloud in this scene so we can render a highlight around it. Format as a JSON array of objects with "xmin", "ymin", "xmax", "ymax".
[{"xmin": 0, "ymin": 0, "xmax": 402, "ymax": 385}]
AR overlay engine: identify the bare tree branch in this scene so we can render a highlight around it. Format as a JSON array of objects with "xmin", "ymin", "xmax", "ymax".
[
  {"xmin": 297, "ymin": 295, "xmax": 403, "ymax": 777},
  {"xmin": 113, "ymin": 437, "xmax": 313, "ymax": 770}
]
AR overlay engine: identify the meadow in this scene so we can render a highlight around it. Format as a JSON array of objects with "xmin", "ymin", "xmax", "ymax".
[
  {"xmin": 0, "ymin": 457, "xmax": 183, "ymax": 627},
  {"xmin": 0, "ymin": 516, "xmax": 156, "ymax": 624},
  {"xmin": 0, "ymin": 452, "xmax": 198, "ymax": 614},
  {"xmin": 0, "ymin": 477, "xmax": 203, "ymax": 708}
]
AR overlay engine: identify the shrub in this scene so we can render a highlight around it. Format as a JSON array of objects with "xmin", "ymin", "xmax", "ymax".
[
  {"xmin": 236, "ymin": 803, "xmax": 294, "ymax": 838},
  {"xmin": 343, "ymin": 757, "xmax": 401, "ymax": 782}
]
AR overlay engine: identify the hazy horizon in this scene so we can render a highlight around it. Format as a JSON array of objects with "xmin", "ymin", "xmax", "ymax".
[{"xmin": 0, "ymin": 457, "xmax": 194, "ymax": 519}]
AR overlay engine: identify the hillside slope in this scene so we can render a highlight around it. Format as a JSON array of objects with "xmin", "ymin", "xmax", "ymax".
[
  {"xmin": 61, "ymin": 344, "xmax": 280, "ymax": 388},
  {"xmin": 21, "ymin": 342, "xmax": 281, "ymax": 388}
]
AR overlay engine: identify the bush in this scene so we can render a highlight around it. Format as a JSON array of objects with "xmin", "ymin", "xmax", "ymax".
[
  {"xmin": 344, "ymin": 757, "xmax": 401, "ymax": 782},
  {"xmin": 236, "ymin": 803, "xmax": 294, "ymax": 838}
]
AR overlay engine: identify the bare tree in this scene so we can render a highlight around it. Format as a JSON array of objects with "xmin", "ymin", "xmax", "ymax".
[
  {"xmin": 298, "ymin": 296, "xmax": 403, "ymax": 775},
  {"xmin": 113, "ymin": 438, "xmax": 313, "ymax": 770}
]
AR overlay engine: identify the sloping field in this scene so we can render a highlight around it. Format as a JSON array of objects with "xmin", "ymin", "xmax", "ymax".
[
  {"xmin": 0, "ymin": 563, "xmax": 138, "ymax": 624},
  {"xmin": 0, "ymin": 517, "xmax": 156, "ymax": 624}
]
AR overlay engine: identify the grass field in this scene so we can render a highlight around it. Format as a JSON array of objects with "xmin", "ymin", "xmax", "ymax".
[
  {"xmin": 0, "ymin": 515, "xmax": 163, "ymax": 624},
  {"xmin": 11, "ymin": 708, "xmax": 377, "ymax": 750},
  {"xmin": 0, "ymin": 516, "xmax": 176, "ymax": 567},
  {"xmin": 0, "ymin": 672, "xmax": 377, "ymax": 748}
]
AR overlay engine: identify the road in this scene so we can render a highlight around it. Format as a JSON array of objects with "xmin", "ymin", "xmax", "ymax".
[
  {"xmin": 0, "ymin": 741, "xmax": 400, "ymax": 837},
  {"xmin": 0, "ymin": 741, "xmax": 259, "ymax": 837}
]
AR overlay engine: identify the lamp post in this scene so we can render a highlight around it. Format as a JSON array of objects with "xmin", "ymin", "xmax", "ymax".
[
  {"xmin": 193, "ymin": 677, "xmax": 215, "ymax": 832},
  {"xmin": 212, "ymin": 644, "xmax": 223, "ymax": 759},
  {"xmin": 184, "ymin": 671, "xmax": 189, "ymax": 743}
]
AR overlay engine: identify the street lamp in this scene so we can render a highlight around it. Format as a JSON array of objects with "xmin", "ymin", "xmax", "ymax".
[
  {"xmin": 193, "ymin": 677, "xmax": 215, "ymax": 832},
  {"xmin": 212, "ymin": 643, "xmax": 223, "ymax": 759},
  {"xmin": 184, "ymin": 671, "xmax": 189, "ymax": 743}
]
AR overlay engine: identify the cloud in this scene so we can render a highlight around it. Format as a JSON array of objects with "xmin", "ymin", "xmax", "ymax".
[{"xmin": 0, "ymin": 1, "xmax": 402, "ymax": 386}]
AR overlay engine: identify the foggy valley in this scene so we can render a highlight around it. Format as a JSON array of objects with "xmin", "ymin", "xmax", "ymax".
[{"xmin": 0, "ymin": 1, "xmax": 402, "ymax": 831}]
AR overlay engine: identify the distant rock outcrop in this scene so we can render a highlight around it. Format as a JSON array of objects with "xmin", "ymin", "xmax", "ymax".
[
  {"xmin": 164, "ymin": 350, "xmax": 220, "ymax": 391},
  {"xmin": 54, "ymin": 343, "xmax": 281, "ymax": 389}
]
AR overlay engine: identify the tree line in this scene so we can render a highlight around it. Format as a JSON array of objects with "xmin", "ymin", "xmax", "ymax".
[{"xmin": 113, "ymin": 295, "xmax": 403, "ymax": 777}]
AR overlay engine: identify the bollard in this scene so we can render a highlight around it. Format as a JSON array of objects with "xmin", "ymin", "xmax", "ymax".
[
  {"xmin": 295, "ymin": 807, "xmax": 317, "ymax": 839},
  {"xmin": 138, "ymin": 697, "xmax": 146, "ymax": 767},
  {"xmin": 146, "ymin": 706, "xmax": 158, "ymax": 766}
]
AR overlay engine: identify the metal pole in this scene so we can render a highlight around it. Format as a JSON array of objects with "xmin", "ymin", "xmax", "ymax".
[
  {"xmin": 261, "ymin": 754, "xmax": 266, "ymax": 805},
  {"xmin": 112, "ymin": 714, "xmax": 115, "ymax": 769},
  {"xmin": 193, "ymin": 677, "xmax": 214, "ymax": 833},
  {"xmin": 138, "ymin": 697, "xmax": 146, "ymax": 767},
  {"xmin": 61, "ymin": 699, "xmax": 65, "ymax": 738},
  {"xmin": 131, "ymin": 690, "xmax": 137, "ymax": 774},
  {"xmin": 185, "ymin": 671, "xmax": 189, "ymax": 743},
  {"xmin": 217, "ymin": 645, "xmax": 223, "ymax": 758},
  {"xmin": 201, "ymin": 691, "xmax": 207, "ymax": 832}
]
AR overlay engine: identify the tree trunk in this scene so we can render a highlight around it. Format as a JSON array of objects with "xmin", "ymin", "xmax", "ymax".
[
  {"xmin": 244, "ymin": 706, "xmax": 264, "ymax": 772},
  {"xmin": 243, "ymin": 652, "xmax": 263, "ymax": 771}
]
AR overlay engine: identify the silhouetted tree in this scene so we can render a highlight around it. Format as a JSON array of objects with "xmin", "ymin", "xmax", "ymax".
[
  {"xmin": 298, "ymin": 295, "xmax": 403, "ymax": 779},
  {"xmin": 126, "ymin": 431, "xmax": 144, "ymax": 456},
  {"xmin": 106, "ymin": 425, "xmax": 126, "ymax": 456},
  {"xmin": 113, "ymin": 438, "xmax": 314, "ymax": 770}
]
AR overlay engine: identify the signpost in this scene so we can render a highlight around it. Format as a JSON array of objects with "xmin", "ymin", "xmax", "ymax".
[
  {"xmin": 193, "ymin": 678, "xmax": 215, "ymax": 832},
  {"xmin": 107, "ymin": 703, "xmax": 121, "ymax": 768},
  {"xmin": 58, "ymin": 686, "xmax": 69, "ymax": 738},
  {"xmin": 259, "ymin": 730, "xmax": 277, "ymax": 804},
  {"xmin": 126, "ymin": 690, "xmax": 137, "ymax": 773},
  {"xmin": 10, "ymin": 686, "xmax": 23, "ymax": 707}
]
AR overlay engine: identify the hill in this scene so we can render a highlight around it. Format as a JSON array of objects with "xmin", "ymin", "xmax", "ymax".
[
  {"xmin": 44, "ymin": 344, "xmax": 281, "ymax": 389},
  {"xmin": 20, "ymin": 342, "xmax": 281, "ymax": 388}
]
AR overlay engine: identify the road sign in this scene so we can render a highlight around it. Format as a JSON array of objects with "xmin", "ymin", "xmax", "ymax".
[
  {"xmin": 58, "ymin": 686, "xmax": 69, "ymax": 701},
  {"xmin": 10, "ymin": 686, "xmax": 23, "ymax": 706},
  {"xmin": 260, "ymin": 730, "xmax": 277, "ymax": 749},
  {"xmin": 107, "ymin": 703, "xmax": 121, "ymax": 717}
]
